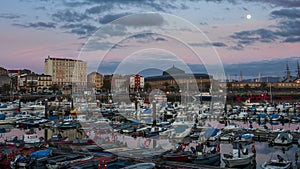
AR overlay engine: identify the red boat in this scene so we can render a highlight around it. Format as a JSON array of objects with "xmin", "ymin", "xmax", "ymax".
[{"xmin": 162, "ymin": 153, "xmax": 189, "ymax": 162}]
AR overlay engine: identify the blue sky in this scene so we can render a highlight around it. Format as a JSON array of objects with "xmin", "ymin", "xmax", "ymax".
[{"xmin": 0, "ymin": 0, "xmax": 300, "ymax": 76}]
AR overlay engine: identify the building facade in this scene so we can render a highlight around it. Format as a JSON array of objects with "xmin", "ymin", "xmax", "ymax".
[
  {"xmin": 145, "ymin": 66, "xmax": 211, "ymax": 93},
  {"xmin": 130, "ymin": 74, "xmax": 144, "ymax": 92},
  {"xmin": 87, "ymin": 72, "xmax": 103, "ymax": 91},
  {"xmin": 37, "ymin": 74, "xmax": 52, "ymax": 92},
  {"xmin": 44, "ymin": 56, "xmax": 87, "ymax": 87}
]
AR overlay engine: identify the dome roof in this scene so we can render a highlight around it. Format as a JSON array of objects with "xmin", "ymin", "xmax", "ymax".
[{"xmin": 162, "ymin": 65, "xmax": 185, "ymax": 76}]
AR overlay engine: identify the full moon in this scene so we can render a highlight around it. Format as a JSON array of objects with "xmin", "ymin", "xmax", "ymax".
[{"xmin": 246, "ymin": 14, "xmax": 252, "ymax": 19}]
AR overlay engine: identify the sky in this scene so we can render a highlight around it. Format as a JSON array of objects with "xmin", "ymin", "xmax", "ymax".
[{"xmin": 0, "ymin": 0, "xmax": 300, "ymax": 77}]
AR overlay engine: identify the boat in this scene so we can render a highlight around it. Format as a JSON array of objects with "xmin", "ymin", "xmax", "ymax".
[
  {"xmin": 11, "ymin": 149, "xmax": 52, "ymax": 169},
  {"xmin": 23, "ymin": 130, "xmax": 41, "ymax": 145},
  {"xmin": 169, "ymin": 124, "xmax": 192, "ymax": 139},
  {"xmin": 162, "ymin": 144, "xmax": 189, "ymax": 162},
  {"xmin": 240, "ymin": 134, "xmax": 254, "ymax": 142},
  {"xmin": 220, "ymin": 132, "xmax": 235, "ymax": 141},
  {"xmin": 222, "ymin": 141, "xmax": 256, "ymax": 168},
  {"xmin": 188, "ymin": 144, "xmax": 221, "ymax": 165},
  {"xmin": 273, "ymin": 132, "xmax": 293, "ymax": 146},
  {"xmin": 46, "ymin": 154, "xmax": 93, "ymax": 169},
  {"xmin": 162, "ymin": 153, "xmax": 189, "ymax": 162},
  {"xmin": 269, "ymin": 114, "xmax": 281, "ymax": 121},
  {"xmin": 261, "ymin": 155, "xmax": 292, "ymax": 169},
  {"xmin": 121, "ymin": 163, "xmax": 156, "ymax": 169}
]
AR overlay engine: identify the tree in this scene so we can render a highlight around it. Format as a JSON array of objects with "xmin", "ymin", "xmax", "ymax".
[
  {"xmin": 50, "ymin": 84, "xmax": 59, "ymax": 94},
  {"xmin": 144, "ymin": 83, "xmax": 151, "ymax": 92},
  {"xmin": 27, "ymin": 81, "xmax": 36, "ymax": 93},
  {"xmin": 1, "ymin": 83, "xmax": 10, "ymax": 95}
]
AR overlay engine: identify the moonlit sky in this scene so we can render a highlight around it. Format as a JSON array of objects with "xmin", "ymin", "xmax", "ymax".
[{"xmin": 0, "ymin": 0, "xmax": 300, "ymax": 74}]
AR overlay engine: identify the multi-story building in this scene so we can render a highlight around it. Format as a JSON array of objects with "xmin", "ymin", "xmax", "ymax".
[
  {"xmin": 44, "ymin": 56, "xmax": 87, "ymax": 87},
  {"xmin": 87, "ymin": 72, "xmax": 103, "ymax": 91},
  {"xmin": 130, "ymin": 74, "xmax": 144, "ymax": 92},
  {"xmin": 37, "ymin": 74, "xmax": 52, "ymax": 93}
]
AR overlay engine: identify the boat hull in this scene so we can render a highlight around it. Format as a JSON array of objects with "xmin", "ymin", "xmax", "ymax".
[
  {"xmin": 222, "ymin": 154, "xmax": 255, "ymax": 168},
  {"xmin": 189, "ymin": 153, "xmax": 220, "ymax": 165}
]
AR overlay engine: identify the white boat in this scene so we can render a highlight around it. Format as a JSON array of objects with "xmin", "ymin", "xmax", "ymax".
[
  {"xmin": 220, "ymin": 132, "xmax": 235, "ymax": 141},
  {"xmin": 222, "ymin": 141, "xmax": 256, "ymax": 168},
  {"xmin": 223, "ymin": 123, "xmax": 242, "ymax": 131},
  {"xmin": 261, "ymin": 155, "xmax": 292, "ymax": 169},
  {"xmin": 240, "ymin": 134, "xmax": 254, "ymax": 142},
  {"xmin": 24, "ymin": 131, "xmax": 40, "ymax": 145},
  {"xmin": 169, "ymin": 124, "xmax": 192, "ymax": 139},
  {"xmin": 273, "ymin": 132, "xmax": 293, "ymax": 146},
  {"xmin": 121, "ymin": 162, "xmax": 155, "ymax": 169}
]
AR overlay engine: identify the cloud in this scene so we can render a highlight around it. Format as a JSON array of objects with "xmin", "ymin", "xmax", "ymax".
[
  {"xmin": 52, "ymin": 10, "xmax": 90, "ymax": 22},
  {"xmin": 85, "ymin": 4, "xmax": 114, "ymax": 14},
  {"xmin": 271, "ymin": 8, "xmax": 300, "ymax": 19},
  {"xmin": 189, "ymin": 42, "xmax": 227, "ymax": 47},
  {"xmin": 276, "ymin": 20, "xmax": 300, "ymax": 42},
  {"xmin": 61, "ymin": 23, "xmax": 97, "ymax": 36},
  {"xmin": 112, "ymin": 13, "xmax": 165, "ymax": 27},
  {"xmin": 12, "ymin": 22, "xmax": 56, "ymax": 29},
  {"xmin": 0, "ymin": 13, "xmax": 21, "ymax": 19},
  {"xmin": 99, "ymin": 13, "xmax": 130, "ymax": 24},
  {"xmin": 230, "ymin": 29, "xmax": 277, "ymax": 47}
]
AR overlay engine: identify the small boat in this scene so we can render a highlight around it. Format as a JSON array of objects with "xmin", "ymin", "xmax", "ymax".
[
  {"xmin": 269, "ymin": 114, "xmax": 281, "ymax": 121},
  {"xmin": 46, "ymin": 154, "xmax": 93, "ymax": 169},
  {"xmin": 240, "ymin": 134, "xmax": 254, "ymax": 142},
  {"xmin": 273, "ymin": 132, "xmax": 293, "ymax": 146},
  {"xmin": 188, "ymin": 144, "xmax": 221, "ymax": 166},
  {"xmin": 162, "ymin": 143, "xmax": 189, "ymax": 162},
  {"xmin": 220, "ymin": 132, "xmax": 235, "ymax": 141},
  {"xmin": 261, "ymin": 155, "xmax": 292, "ymax": 169},
  {"xmin": 11, "ymin": 149, "xmax": 52, "ymax": 169},
  {"xmin": 222, "ymin": 141, "xmax": 256, "ymax": 168},
  {"xmin": 23, "ymin": 130, "xmax": 41, "ymax": 145},
  {"xmin": 121, "ymin": 162, "xmax": 156, "ymax": 169}
]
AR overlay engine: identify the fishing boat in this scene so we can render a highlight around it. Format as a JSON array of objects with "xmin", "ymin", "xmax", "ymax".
[
  {"xmin": 162, "ymin": 144, "xmax": 190, "ymax": 162},
  {"xmin": 273, "ymin": 132, "xmax": 293, "ymax": 146},
  {"xmin": 220, "ymin": 132, "xmax": 235, "ymax": 141},
  {"xmin": 261, "ymin": 155, "xmax": 292, "ymax": 169},
  {"xmin": 23, "ymin": 130, "xmax": 41, "ymax": 145},
  {"xmin": 222, "ymin": 141, "xmax": 256, "ymax": 168},
  {"xmin": 188, "ymin": 144, "xmax": 221, "ymax": 165},
  {"xmin": 46, "ymin": 154, "xmax": 93, "ymax": 169},
  {"xmin": 11, "ymin": 149, "xmax": 52, "ymax": 169},
  {"xmin": 240, "ymin": 134, "xmax": 254, "ymax": 142},
  {"xmin": 269, "ymin": 114, "xmax": 281, "ymax": 121},
  {"xmin": 121, "ymin": 163, "xmax": 156, "ymax": 169}
]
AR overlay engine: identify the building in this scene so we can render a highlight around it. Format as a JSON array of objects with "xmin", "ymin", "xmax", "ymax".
[
  {"xmin": 112, "ymin": 75, "xmax": 129, "ymax": 93},
  {"xmin": 37, "ymin": 74, "xmax": 52, "ymax": 93},
  {"xmin": 44, "ymin": 56, "xmax": 87, "ymax": 87},
  {"xmin": 0, "ymin": 67, "xmax": 7, "ymax": 76},
  {"xmin": 145, "ymin": 65, "xmax": 211, "ymax": 93},
  {"xmin": 87, "ymin": 72, "xmax": 103, "ymax": 91},
  {"xmin": 130, "ymin": 74, "xmax": 144, "ymax": 92}
]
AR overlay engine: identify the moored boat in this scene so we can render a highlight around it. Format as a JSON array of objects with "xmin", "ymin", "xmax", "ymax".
[
  {"xmin": 273, "ymin": 132, "xmax": 293, "ymax": 146},
  {"xmin": 222, "ymin": 141, "xmax": 256, "ymax": 168},
  {"xmin": 188, "ymin": 143, "xmax": 221, "ymax": 165},
  {"xmin": 261, "ymin": 155, "xmax": 292, "ymax": 169},
  {"xmin": 121, "ymin": 162, "xmax": 156, "ymax": 169}
]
